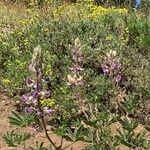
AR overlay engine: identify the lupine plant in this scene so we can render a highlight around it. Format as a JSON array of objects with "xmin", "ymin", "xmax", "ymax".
[
  {"xmin": 3, "ymin": 45, "xmax": 71, "ymax": 150},
  {"xmin": 67, "ymin": 38, "xmax": 84, "ymax": 87},
  {"xmin": 22, "ymin": 45, "xmax": 54, "ymax": 118},
  {"xmin": 65, "ymin": 40, "xmax": 121, "ymax": 149},
  {"xmin": 101, "ymin": 50, "xmax": 122, "ymax": 84},
  {"xmin": 67, "ymin": 38, "xmax": 86, "ymax": 117}
]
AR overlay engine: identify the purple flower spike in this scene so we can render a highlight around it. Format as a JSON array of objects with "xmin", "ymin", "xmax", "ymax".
[
  {"xmin": 101, "ymin": 64, "xmax": 109, "ymax": 74},
  {"xmin": 22, "ymin": 94, "xmax": 29, "ymax": 102},
  {"xmin": 111, "ymin": 63, "xmax": 117, "ymax": 70},
  {"xmin": 40, "ymin": 90, "xmax": 51, "ymax": 98},
  {"xmin": 115, "ymin": 74, "xmax": 122, "ymax": 83},
  {"xmin": 26, "ymin": 78, "xmax": 35, "ymax": 87},
  {"xmin": 32, "ymin": 99, "xmax": 37, "ymax": 106},
  {"xmin": 32, "ymin": 91, "xmax": 38, "ymax": 99},
  {"xmin": 24, "ymin": 107, "xmax": 34, "ymax": 113},
  {"xmin": 44, "ymin": 107, "xmax": 55, "ymax": 114},
  {"xmin": 45, "ymin": 90, "xmax": 51, "ymax": 98}
]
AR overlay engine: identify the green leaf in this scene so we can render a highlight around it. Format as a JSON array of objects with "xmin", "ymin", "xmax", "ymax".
[
  {"xmin": 29, "ymin": 142, "xmax": 48, "ymax": 150},
  {"xmin": 65, "ymin": 125, "xmax": 86, "ymax": 142},
  {"xmin": 145, "ymin": 125, "xmax": 150, "ymax": 132},
  {"xmin": 2, "ymin": 131, "xmax": 31, "ymax": 147},
  {"xmin": 120, "ymin": 118, "xmax": 138, "ymax": 132},
  {"xmin": 9, "ymin": 111, "xmax": 35, "ymax": 127}
]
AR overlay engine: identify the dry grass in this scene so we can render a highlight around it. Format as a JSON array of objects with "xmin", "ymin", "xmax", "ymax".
[{"xmin": 0, "ymin": 2, "xmax": 27, "ymax": 25}]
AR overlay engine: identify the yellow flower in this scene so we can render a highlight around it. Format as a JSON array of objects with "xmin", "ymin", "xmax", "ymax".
[
  {"xmin": 44, "ymin": 28, "xmax": 49, "ymax": 32},
  {"xmin": 89, "ymin": 5, "xmax": 128, "ymax": 19},
  {"xmin": 125, "ymin": 27, "xmax": 129, "ymax": 33},
  {"xmin": 40, "ymin": 98, "xmax": 55, "ymax": 107},
  {"xmin": 11, "ymin": 47, "xmax": 19, "ymax": 53},
  {"xmin": 2, "ymin": 79, "xmax": 11, "ymax": 85},
  {"xmin": 105, "ymin": 35, "xmax": 113, "ymax": 41},
  {"xmin": 46, "ymin": 64, "xmax": 53, "ymax": 75}
]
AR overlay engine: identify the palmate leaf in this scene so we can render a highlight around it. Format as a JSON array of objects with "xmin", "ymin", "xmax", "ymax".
[
  {"xmin": 116, "ymin": 128, "xmax": 148, "ymax": 149},
  {"xmin": 8, "ymin": 111, "xmax": 35, "ymax": 127},
  {"xmin": 85, "ymin": 120, "xmax": 98, "ymax": 128},
  {"xmin": 2, "ymin": 131, "xmax": 31, "ymax": 147},
  {"xmin": 120, "ymin": 95, "xmax": 137, "ymax": 113},
  {"xmin": 127, "ymin": 132, "xmax": 146, "ymax": 148},
  {"xmin": 55, "ymin": 124, "xmax": 68, "ymax": 137},
  {"xmin": 29, "ymin": 142, "xmax": 48, "ymax": 150},
  {"xmin": 65, "ymin": 125, "xmax": 87, "ymax": 142},
  {"xmin": 108, "ymin": 114, "xmax": 122, "ymax": 125},
  {"xmin": 143, "ymin": 140, "xmax": 150, "ymax": 150},
  {"xmin": 116, "ymin": 129, "xmax": 136, "ymax": 148},
  {"xmin": 120, "ymin": 118, "xmax": 138, "ymax": 132},
  {"xmin": 96, "ymin": 111, "xmax": 110, "ymax": 122},
  {"xmin": 84, "ymin": 128, "xmax": 96, "ymax": 142}
]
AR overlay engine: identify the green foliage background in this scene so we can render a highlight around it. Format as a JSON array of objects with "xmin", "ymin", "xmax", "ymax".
[{"xmin": 0, "ymin": 1, "xmax": 150, "ymax": 149}]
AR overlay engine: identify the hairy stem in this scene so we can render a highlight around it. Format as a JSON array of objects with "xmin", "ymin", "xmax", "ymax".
[
  {"xmin": 37, "ymin": 96, "xmax": 59, "ymax": 149},
  {"xmin": 36, "ymin": 71, "xmax": 59, "ymax": 150}
]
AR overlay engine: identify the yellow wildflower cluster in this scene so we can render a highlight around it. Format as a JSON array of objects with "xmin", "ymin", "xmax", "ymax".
[
  {"xmin": 89, "ymin": 5, "xmax": 128, "ymax": 18},
  {"xmin": 40, "ymin": 98, "xmax": 55, "ymax": 107},
  {"xmin": 45, "ymin": 64, "xmax": 53, "ymax": 76},
  {"xmin": 18, "ymin": 9, "xmax": 40, "ymax": 27},
  {"xmin": 52, "ymin": 3, "xmax": 128, "ymax": 20},
  {"xmin": 10, "ymin": 46, "xmax": 19, "ymax": 55},
  {"xmin": 2, "ymin": 78, "xmax": 11, "ymax": 85},
  {"xmin": 105, "ymin": 34, "xmax": 113, "ymax": 41}
]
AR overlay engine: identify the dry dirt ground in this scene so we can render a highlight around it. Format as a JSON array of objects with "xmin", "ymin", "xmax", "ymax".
[{"xmin": 0, "ymin": 93, "xmax": 149, "ymax": 150}]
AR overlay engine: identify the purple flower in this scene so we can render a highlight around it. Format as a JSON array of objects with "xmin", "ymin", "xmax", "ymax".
[
  {"xmin": 43, "ymin": 107, "xmax": 55, "ymax": 114},
  {"xmin": 40, "ymin": 90, "xmax": 51, "ymax": 98},
  {"xmin": 111, "ymin": 63, "xmax": 117, "ymax": 70},
  {"xmin": 26, "ymin": 78, "xmax": 35, "ymax": 87},
  {"xmin": 36, "ymin": 111, "xmax": 42, "ymax": 116},
  {"xmin": 101, "ymin": 51, "xmax": 123, "ymax": 84},
  {"xmin": 69, "ymin": 65, "xmax": 83, "ymax": 73},
  {"xmin": 115, "ymin": 74, "xmax": 122, "ymax": 83},
  {"xmin": 22, "ymin": 94, "xmax": 32, "ymax": 104},
  {"xmin": 101, "ymin": 64, "xmax": 109, "ymax": 74},
  {"xmin": 22, "ymin": 91, "xmax": 39, "ymax": 105},
  {"xmin": 44, "ymin": 90, "xmax": 51, "ymax": 98},
  {"xmin": 24, "ymin": 107, "xmax": 34, "ymax": 113},
  {"xmin": 32, "ymin": 91, "xmax": 38, "ymax": 99},
  {"xmin": 32, "ymin": 99, "xmax": 37, "ymax": 106},
  {"xmin": 76, "ymin": 77, "xmax": 84, "ymax": 86},
  {"xmin": 77, "ymin": 57, "xmax": 83, "ymax": 64},
  {"xmin": 22, "ymin": 94, "xmax": 28, "ymax": 102}
]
